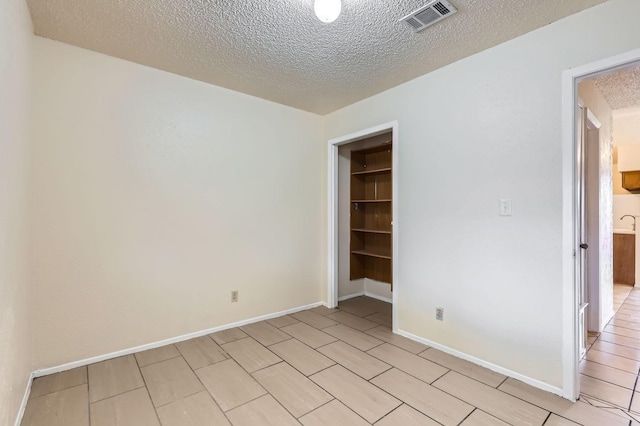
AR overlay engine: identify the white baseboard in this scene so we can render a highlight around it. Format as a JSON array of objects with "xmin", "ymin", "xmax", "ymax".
[
  {"xmin": 396, "ymin": 329, "xmax": 565, "ymax": 398},
  {"xmin": 33, "ymin": 301, "xmax": 323, "ymax": 378},
  {"xmin": 363, "ymin": 291, "xmax": 392, "ymax": 304},
  {"xmin": 14, "ymin": 372, "xmax": 35, "ymax": 426},
  {"xmin": 337, "ymin": 291, "xmax": 392, "ymax": 304},
  {"xmin": 338, "ymin": 292, "xmax": 365, "ymax": 302}
]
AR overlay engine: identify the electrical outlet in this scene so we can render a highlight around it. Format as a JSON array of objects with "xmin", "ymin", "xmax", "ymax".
[
  {"xmin": 436, "ymin": 307, "xmax": 444, "ymax": 321},
  {"xmin": 231, "ymin": 290, "xmax": 238, "ymax": 303}
]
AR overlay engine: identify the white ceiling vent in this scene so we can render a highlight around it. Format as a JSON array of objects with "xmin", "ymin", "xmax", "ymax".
[{"xmin": 400, "ymin": 0, "xmax": 457, "ymax": 32}]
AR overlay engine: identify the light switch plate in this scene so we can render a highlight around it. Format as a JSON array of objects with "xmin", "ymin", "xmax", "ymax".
[{"xmin": 499, "ymin": 198, "xmax": 512, "ymax": 216}]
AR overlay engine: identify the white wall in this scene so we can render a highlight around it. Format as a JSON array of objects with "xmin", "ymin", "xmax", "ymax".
[
  {"xmin": 578, "ymin": 80, "xmax": 613, "ymax": 331},
  {"xmin": 30, "ymin": 38, "xmax": 325, "ymax": 369},
  {"xmin": 324, "ymin": 0, "xmax": 640, "ymax": 390},
  {"xmin": 0, "ymin": 0, "xmax": 33, "ymax": 424}
]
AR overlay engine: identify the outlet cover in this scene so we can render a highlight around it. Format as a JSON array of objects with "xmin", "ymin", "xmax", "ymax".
[
  {"xmin": 231, "ymin": 291, "xmax": 238, "ymax": 303},
  {"xmin": 436, "ymin": 307, "xmax": 444, "ymax": 321}
]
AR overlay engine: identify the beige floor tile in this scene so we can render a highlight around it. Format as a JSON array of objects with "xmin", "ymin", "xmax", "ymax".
[
  {"xmin": 156, "ymin": 391, "xmax": 230, "ymax": 426},
  {"xmin": 376, "ymin": 404, "xmax": 440, "ymax": 426},
  {"xmin": 269, "ymin": 338, "xmax": 335, "ymax": 376},
  {"xmin": 599, "ymin": 332, "xmax": 640, "ymax": 349},
  {"xmin": 299, "ymin": 400, "xmax": 367, "ymax": 426},
  {"xmin": 365, "ymin": 298, "xmax": 393, "ymax": 313},
  {"xmin": 311, "ymin": 365, "xmax": 400, "ymax": 423},
  {"xmin": 365, "ymin": 326, "xmax": 429, "ymax": 354},
  {"xmin": 364, "ymin": 312, "xmax": 392, "ymax": 328},
  {"xmin": 590, "ymin": 340, "xmax": 640, "ymax": 361},
  {"xmin": 543, "ymin": 414, "xmax": 582, "ymax": 426},
  {"xmin": 318, "ymin": 341, "xmax": 390, "ymax": 379},
  {"xmin": 616, "ymin": 313, "xmax": 640, "ymax": 323},
  {"xmin": 322, "ymin": 324, "xmax": 384, "ymax": 351},
  {"xmin": 22, "ymin": 384, "xmax": 89, "ymax": 426},
  {"xmin": 579, "ymin": 374, "xmax": 632, "ymax": 408},
  {"xmin": 419, "ymin": 348, "xmax": 506, "ymax": 387},
  {"xmin": 88, "ymin": 355, "xmax": 144, "ymax": 403},
  {"xmin": 134, "ymin": 344, "xmax": 181, "ymax": 367},
  {"xmin": 253, "ymin": 362, "xmax": 332, "ymax": 417},
  {"xmin": 280, "ymin": 322, "xmax": 337, "ymax": 348},
  {"xmin": 579, "ymin": 360, "xmax": 637, "ymax": 389},
  {"xmin": 611, "ymin": 318, "xmax": 640, "ymax": 331},
  {"xmin": 195, "ymin": 359, "xmax": 266, "ymax": 411},
  {"xmin": 371, "ymin": 368, "xmax": 473, "ymax": 426},
  {"xmin": 459, "ymin": 409, "xmax": 510, "ymax": 425},
  {"xmin": 90, "ymin": 387, "xmax": 159, "ymax": 426},
  {"xmin": 175, "ymin": 336, "xmax": 228, "ymax": 370},
  {"xmin": 292, "ymin": 310, "xmax": 338, "ymax": 329},
  {"xmin": 630, "ymin": 392, "xmax": 640, "ymax": 413},
  {"xmin": 326, "ymin": 311, "xmax": 379, "ymax": 331},
  {"xmin": 369, "ymin": 343, "xmax": 447, "ymax": 384},
  {"xmin": 579, "ymin": 397, "xmax": 640, "ymax": 424},
  {"xmin": 310, "ymin": 305, "xmax": 340, "ymax": 316},
  {"xmin": 606, "ymin": 325, "xmax": 640, "ymax": 339},
  {"xmin": 221, "ymin": 337, "xmax": 281, "ymax": 372},
  {"xmin": 432, "ymin": 371, "xmax": 548, "ymax": 425},
  {"xmin": 30, "ymin": 367, "xmax": 87, "ymax": 399},
  {"xmin": 338, "ymin": 298, "xmax": 379, "ymax": 317},
  {"xmin": 140, "ymin": 357, "xmax": 204, "ymax": 407},
  {"xmin": 210, "ymin": 327, "xmax": 248, "ymax": 345},
  {"xmin": 498, "ymin": 378, "xmax": 630, "ymax": 426},
  {"xmin": 585, "ymin": 349, "xmax": 640, "ymax": 373},
  {"xmin": 618, "ymin": 308, "xmax": 640, "ymax": 318},
  {"xmin": 241, "ymin": 321, "xmax": 293, "ymax": 346},
  {"xmin": 267, "ymin": 315, "xmax": 300, "ymax": 328},
  {"xmin": 225, "ymin": 394, "xmax": 299, "ymax": 426}
]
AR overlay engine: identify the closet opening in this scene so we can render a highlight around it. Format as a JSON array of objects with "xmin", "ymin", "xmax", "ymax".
[{"xmin": 327, "ymin": 121, "xmax": 398, "ymax": 331}]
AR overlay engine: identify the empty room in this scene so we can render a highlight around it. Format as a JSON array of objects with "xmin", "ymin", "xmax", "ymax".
[{"xmin": 4, "ymin": 0, "xmax": 640, "ymax": 425}]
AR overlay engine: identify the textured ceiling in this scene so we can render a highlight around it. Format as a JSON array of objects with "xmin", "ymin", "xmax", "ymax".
[
  {"xmin": 26, "ymin": 0, "xmax": 605, "ymax": 114},
  {"xmin": 594, "ymin": 66, "xmax": 640, "ymax": 110}
]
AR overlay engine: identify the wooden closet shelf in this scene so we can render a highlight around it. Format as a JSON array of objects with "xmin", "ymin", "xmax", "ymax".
[
  {"xmin": 351, "ymin": 249, "xmax": 392, "ymax": 260},
  {"xmin": 351, "ymin": 167, "xmax": 392, "ymax": 176},
  {"xmin": 351, "ymin": 199, "xmax": 392, "ymax": 203},
  {"xmin": 351, "ymin": 228, "xmax": 392, "ymax": 234}
]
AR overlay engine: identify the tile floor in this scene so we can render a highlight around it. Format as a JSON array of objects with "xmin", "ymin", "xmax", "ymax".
[
  {"xmin": 21, "ymin": 291, "xmax": 640, "ymax": 426},
  {"xmin": 578, "ymin": 284, "xmax": 640, "ymax": 423}
]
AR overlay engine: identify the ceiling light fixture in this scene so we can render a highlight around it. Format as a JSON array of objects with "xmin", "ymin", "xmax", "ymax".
[{"xmin": 314, "ymin": 0, "xmax": 341, "ymax": 23}]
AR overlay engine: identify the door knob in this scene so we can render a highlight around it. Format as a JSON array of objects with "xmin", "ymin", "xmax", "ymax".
[{"xmin": 580, "ymin": 243, "xmax": 588, "ymax": 249}]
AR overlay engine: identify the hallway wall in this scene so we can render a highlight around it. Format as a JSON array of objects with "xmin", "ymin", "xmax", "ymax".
[{"xmin": 0, "ymin": 0, "xmax": 33, "ymax": 424}]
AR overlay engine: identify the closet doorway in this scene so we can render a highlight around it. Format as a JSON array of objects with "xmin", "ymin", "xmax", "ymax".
[{"xmin": 327, "ymin": 121, "xmax": 398, "ymax": 331}]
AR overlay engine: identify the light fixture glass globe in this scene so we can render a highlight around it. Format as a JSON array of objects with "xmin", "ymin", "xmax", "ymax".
[{"xmin": 314, "ymin": 0, "xmax": 341, "ymax": 23}]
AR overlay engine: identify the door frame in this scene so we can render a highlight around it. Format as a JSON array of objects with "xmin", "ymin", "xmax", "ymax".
[
  {"xmin": 562, "ymin": 49, "xmax": 640, "ymax": 400},
  {"xmin": 327, "ymin": 121, "xmax": 399, "ymax": 331}
]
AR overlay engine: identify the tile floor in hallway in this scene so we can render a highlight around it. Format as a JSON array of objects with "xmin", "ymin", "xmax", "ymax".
[
  {"xmin": 579, "ymin": 284, "xmax": 640, "ymax": 423},
  {"xmin": 21, "ymin": 291, "xmax": 640, "ymax": 426}
]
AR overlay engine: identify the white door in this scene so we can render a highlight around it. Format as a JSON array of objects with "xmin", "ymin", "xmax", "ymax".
[{"xmin": 576, "ymin": 105, "xmax": 589, "ymax": 360}]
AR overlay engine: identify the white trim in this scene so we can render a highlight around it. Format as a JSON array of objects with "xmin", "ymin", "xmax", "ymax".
[
  {"xmin": 33, "ymin": 302, "xmax": 322, "ymax": 378},
  {"xmin": 327, "ymin": 121, "xmax": 399, "ymax": 331},
  {"xmin": 586, "ymin": 109, "xmax": 601, "ymax": 130},
  {"xmin": 338, "ymin": 292, "xmax": 365, "ymax": 302},
  {"xmin": 562, "ymin": 48, "xmax": 640, "ymax": 401},
  {"xmin": 363, "ymin": 291, "xmax": 393, "ymax": 304},
  {"xmin": 336, "ymin": 291, "xmax": 393, "ymax": 304},
  {"xmin": 603, "ymin": 310, "xmax": 615, "ymax": 328},
  {"xmin": 14, "ymin": 372, "xmax": 35, "ymax": 426},
  {"xmin": 397, "ymin": 329, "xmax": 564, "ymax": 397}
]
